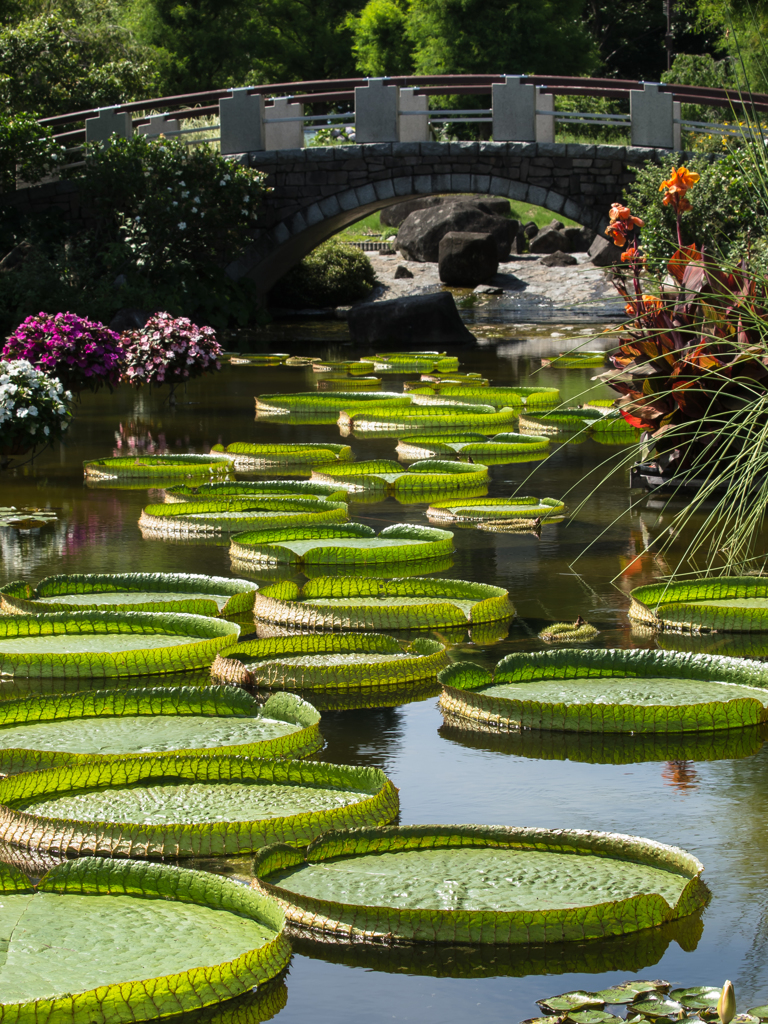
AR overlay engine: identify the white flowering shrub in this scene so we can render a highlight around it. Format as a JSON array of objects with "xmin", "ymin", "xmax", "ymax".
[{"xmin": 0, "ymin": 359, "xmax": 72, "ymax": 458}]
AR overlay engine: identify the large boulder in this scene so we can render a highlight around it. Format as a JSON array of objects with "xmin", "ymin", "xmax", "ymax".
[
  {"xmin": 438, "ymin": 231, "xmax": 499, "ymax": 287},
  {"xmin": 381, "ymin": 194, "xmax": 510, "ymax": 228},
  {"xmin": 564, "ymin": 225, "xmax": 597, "ymax": 252},
  {"xmin": 347, "ymin": 291, "xmax": 474, "ymax": 346},
  {"xmin": 396, "ymin": 202, "xmax": 516, "ymax": 262},
  {"xmin": 540, "ymin": 250, "xmax": 578, "ymax": 267},
  {"xmin": 528, "ymin": 227, "xmax": 571, "ymax": 254},
  {"xmin": 588, "ymin": 234, "xmax": 622, "ymax": 267}
]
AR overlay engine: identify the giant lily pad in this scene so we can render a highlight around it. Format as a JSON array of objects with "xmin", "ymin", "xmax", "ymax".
[
  {"xmin": 410, "ymin": 386, "xmax": 560, "ymax": 410},
  {"xmin": 210, "ymin": 632, "xmax": 449, "ymax": 693},
  {"xmin": 0, "ymin": 754, "xmax": 399, "ymax": 857},
  {"xmin": 251, "ymin": 823, "xmax": 707, "ymax": 944},
  {"xmin": 0, "ymin": 857, "xmax": 290, "ymax": 1023},
  {"xmin": 139, "ymin": 496, "xmax": 348, "ymax": 536},
  {"xmin": 0, "ymin": 611, "xmax": 240, "ymax": 680},
  {"xmin": 439, "ymin": 648, "xmax": 768, "ymax": 734},
  {"xmin": 318, "ymin": 376, "xmax": 382, "ymax": 390},
  {"xmin": 83, "ymin": 454, "xmax": 233, "ymax": 481},
  {"xmin": 542, "ymin": 352, "xmax": 606, "ymax": 368},
  {"xmin": 629, "ymin": 577, "xmax": 768, "ymax": 633},
  {"xmin": 406, "ymin": 374, "xmax": 488, "ymax": 389},
  {"xmin": 339, "ymin": 403, "xmax": 517, "ymax": 435},
  {"xmin": 311, "ymin": 459, "xmax": 488, "ymax": 496},
  {"xmin": 229, "ymin": 523, "xmax": 454, "ymax": 568},
  {"xmin": 371, "ymin": 352, "xmax": 459, "ymax": 373},
  {"xmin": 0, "ymin": 572, "xmax": 257, "ymax": 617},
  {"xmin": 254, "ymin": 392, "xmax": 411, "ymax": 415},
  {"xmin": 519, "ymin": 408, "xmax": 620, "ymax": 436},
  {"xmin": 210, "ymin": 441, "xmax": 353, "ymax": 470},
  {"xmin": 396, "ymin": 432, "xmax": 549, "ymax": 462},
  {"xmin": 229, "ymin": 351, "xmax": 288, "ymax": 364},
  {"xmin": 0, "ymin": 687, "xmax": 321, "ymax": 774},
  {"xmin": 427, "ymin": 495, "xmax": 565, "ymax": 523},
  {"xmin": 164, "ymin": 479, "xmax": 350, "ymax": 504},
  {"xmin": 252, "ymin": 577, "xmax": 514, "ymax": 631}
]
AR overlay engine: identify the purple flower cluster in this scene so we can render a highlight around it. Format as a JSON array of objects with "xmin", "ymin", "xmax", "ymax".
[
  {"xmin": 2, "ymin": 312, "xmax": 123, "ymax": 393},
  {"xmin": 120, "ymin": 312, "xmax": 222, "ymax": 387}
]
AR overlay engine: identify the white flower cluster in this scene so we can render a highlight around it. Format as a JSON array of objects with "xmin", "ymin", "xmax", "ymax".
[{"xmin": 0, "ymin": 359, "xmax": 73, "ymax": 447}]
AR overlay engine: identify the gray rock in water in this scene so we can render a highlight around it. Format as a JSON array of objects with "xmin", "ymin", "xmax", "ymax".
[
  {"xmin": 397, "ymin": 202, "xmax": 515, "ymax": 262},
  {"xmin": 109, "ymin": 308, "xmax": 150, "ymax": 332},
  {"xmin": 528, "ymin": 227, "xmax": 571, "ymax": 254},
  {"xmin": 381, "ymin": 194, "xmax": 511, "ymax": 227},
  {"xmin": 474, "ymin": 284, "xmax": 504, "ymax": 294},
  {"xmin": 347, "ymin": 291, "xmax": 474, "ymax": 346},
  {"xmin": 588, "ymin": 234, "xmax": 622, "ymax": 267},
  {"xmin": 393, "ymin": 264, "xmax": 414, "ymax": 279},
  {"xmin": 540, "ymin": 250, "xmax": 578, "ymax": 267},
  {"xmin": 439, "ymin": 231, "xmax": 499, "ymax": 287},
  {"xmin": 564, "ymin": 225, "xmax": 596, "ymax": 252}
]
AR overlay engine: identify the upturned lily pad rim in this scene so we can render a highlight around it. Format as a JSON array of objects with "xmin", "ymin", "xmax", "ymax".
[
  {"xmin": 427, "ymin": 496, "xmax": 565, "ymax": 521},
  {"xmin": 139, "ymin": 497, "xmax": 349, "ymax": 536},
  {"xmin": 0, "ymin": 572, "xmax": 258, "ymax": 617},
  {"xmin": 251, "ymin": 823, "xmax": 707, "ymax": 946},
  {"xmin": 164, "ymin": 480, "xmax": 350, "ymax": 504},
  {"xmin": 0, "ymin": 754, "xmax": 400, "ymax": 858},
  {"xmin": 629, "ymin": 577, "xmax": 768, "ymax": 633},
  {"xmin": 83, "ymin": 454, "xmax": 233, "ymax": 479},
  {"xmin": 310, "ymin": 459, "xmax": 488, "ymax": 492},
  {"xmin": 0, "ymin": 856, "xmax": 291, "ymax": 1024}
]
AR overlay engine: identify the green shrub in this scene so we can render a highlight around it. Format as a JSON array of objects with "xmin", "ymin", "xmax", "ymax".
[
  {"xmin": 270, "ymin": 239, "xmax": 377, "ymax": 308},
  {"xmin": 0, "ymin": 113, "xmax": 63, "ymax": 193}
]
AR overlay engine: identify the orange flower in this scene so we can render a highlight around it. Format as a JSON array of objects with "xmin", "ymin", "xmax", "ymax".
[
  {"xmin": 661, "ymin": 185, "xmax": 692, "ymax": 212},
  {"xmin": 660, "ymin": 166, "xmax": 700, "ymax": 192},
  {"xmin": 609, "ymin": 202, "xmax": 643, "ymax": 227},
  {"xmin": 621, "ymin": 246, "xmax": 638, "ymax": 263},
  {"xmin": 625, "ymin": 295, "xmax": 664, "ymax": 316}
]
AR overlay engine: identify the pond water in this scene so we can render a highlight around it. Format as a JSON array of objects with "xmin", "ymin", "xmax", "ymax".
[{"xmin": 3, "ymin": 307, "xmax": 768, "ymax": 1023}]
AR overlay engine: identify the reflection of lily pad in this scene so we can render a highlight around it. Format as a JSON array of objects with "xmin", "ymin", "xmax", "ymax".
[
  {"xmin": 252, "ymin": 824, "xmax": 707, "ymax": 945},
  {"xmin": 0, "ymin": 857, "xmax": 290, "ymax": 1023},
  {"xmin": 139, "ymin": 496, "xmax": 348, "ymax": 536},
  {"xmin": 253, "ymin": 576, "xmax": 514, "ymax": 631},
  {"xmin": 210, "ymin": 632, "xmax": 449, "ymax": 692},
  {"xmin": 0, "ymin": 755, "xmax": 399, "ymax": 857},
  {"xmin": 439, "ymin": 648, "xmax": 768, "ymax": 734},
  {"xmin": 630, "ymin": 577, "xmax": 768, "ymax": 633},
  {"xmin": 210, "ymin": 441, "xmax": 353, "ymax": 470},
  {"xmin": 0, "ymin": 506, "xmax": 59, "ymax": 529}
]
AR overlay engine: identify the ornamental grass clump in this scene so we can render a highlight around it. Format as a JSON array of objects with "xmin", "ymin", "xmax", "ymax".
[
  {"xmin": 120, "ymin": 312, "xmax": 222, "ymax": 395},
  {"xmin": 0, "ymin": 359, "xmax": 72, "ymax": 464},
  {"xmin": 1, "ymin": 312, "xmax": 122, "ymax": 393}
]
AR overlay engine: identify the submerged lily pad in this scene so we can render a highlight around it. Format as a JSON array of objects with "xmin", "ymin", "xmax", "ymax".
[
  {"xmin": 439, "ymin": 648, "xmax": 768, "ymax": 734},
  {"xmin": 210, "ymin": 632, "xmax": 449, "ymax": 692},
  {"xmin": 252, "ymin": 576, "xmax": 514, "ymax": 631},
  {"xmin": 0, "ymin": 857, "xmax": 290, "ymax": 1023},
  {"xmin": 427, "ymin": 495, "xmax": 565, "ymax": 523},
  {"xmin": 0, "ymin": 687, "xmax": 321, "ymax": 773},
  {"xmin": 252, "ymin": 823, "xmax": 707, "ymax": 945},
  {"xmin": 0, "ymin": 754, "xmax": 399, "ymax": 857},
  {"xmin": 0, "ymin": 572, "xmax": 257, "ymax": 617},
  {"xmin": 139, "ymin": 496, "xmax": 348, "ymax": 536},
  {"xmin": 311, "ymin": 459, "xmax": 488, "ymax": 496},
  {"xmin": 630, "ymin": 577, "xmax": 768, "ymax": 634},
  {"xmin": 229, "ymin": 522, "xmax": 454, "ymax": 569},
  {"xmin": 210, "ymin": 441, "xmax": 353, "ymax": 470},
  {"xmin": 83, "ymin": 453, "xmax": 233, "ymax": 480},
  {"xmin": 0, "ymin": 610, "xmax": 240, "ymax": 680}
]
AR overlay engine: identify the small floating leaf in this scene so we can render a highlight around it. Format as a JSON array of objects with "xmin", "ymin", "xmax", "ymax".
[
  {"xmin": 567, "ymin": 1012, "xmax": 623, "ymax": 1024},
  {"xmin": 595, "ymin": 981, "xmax": 670, "ymax": 1003},
  {"xmin": 671, "ymin": 988, "xmax": 723, "ymax": 1009},
  {"xmin": 538, "ymin": 993, "xmax": 605, "ymax": 1013},
  {"xmin": 632, "ymin": 997, "xmax": 684, "ymax": 1018}
]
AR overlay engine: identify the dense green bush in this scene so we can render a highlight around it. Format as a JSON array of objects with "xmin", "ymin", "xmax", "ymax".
[
  {"xmin": 0, "ymin": 113, "xmax": 63, "ymax": 193},
  {"xmin": 270, "ymin": 239, "xmax": 377, "ymax": 309}
]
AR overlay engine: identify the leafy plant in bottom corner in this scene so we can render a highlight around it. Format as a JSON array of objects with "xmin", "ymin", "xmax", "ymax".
[
  {"xmin": 120, "ymin": 312, "xmax": 223, "ymax": 399},
  {"xmin": 0, "ymin": 359, "xmax": 72, "ymax": 464}
]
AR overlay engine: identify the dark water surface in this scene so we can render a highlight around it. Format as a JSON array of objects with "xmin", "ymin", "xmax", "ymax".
[{"xmin": 2, "ymin": 322, "xmax": 767, "ymax": 1023}]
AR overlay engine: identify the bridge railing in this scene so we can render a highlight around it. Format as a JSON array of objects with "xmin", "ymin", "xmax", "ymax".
[{"xmin": 32, "ymin": 74, "xmax": 768, "ymax": 168}]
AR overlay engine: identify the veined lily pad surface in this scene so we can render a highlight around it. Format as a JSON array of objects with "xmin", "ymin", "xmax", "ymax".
[
  {"xmin": 0, "ymin": 857, "xmax": 290, "ymax": 1024},
  {"xmin": 0, "ymin": 687, "xmax": 321, "ymax": 773},
  {"xmin": 210, "ymin": 632, "xmax": 449, "ymax": 692},
  {"xmin": 317, "ymin": 376, "xmax": 382, "ymax": 390},
  {"xmin": 629, "ymin": 577, "xmax": 768, "ymax": 633},
  {"xmin": 428, "ymin": 495, "xmax": 565, "ymax": 523},
  {"xmin": 410, "ymin": 386, "xmax": 560, "ymax": 411},
  {"xmin": 252, "ymin": 577, "xmax": 514, "ymax": 631},
  {"xmin": 0, "ymin": 572, "xmax": 257, "ymax": 617},
  {"xmin": 83, "ymin": 454, "xmax": 233, "ymax": 480},
  {"xmin": 338, "ymin": 403, "xmax": 517, "ymax": 435},
  {"xmin": 439, "ymin": 648, "xmax": 768, "ymax": 734},
  {"xmin": 164, "ymin": 480, "xmax": 350, "ymax": 504},
  {"xmin": 229, "ymin": 351, "xmax": 288, "ymax": 364},
  {"xmin": 254, "ymin": 392, "xmax": 411, "ymax": 415},
  {"xmin": 310, "ymin": 459, "xmax": 489, "ymax": 495},
  {"xmin": 229, "ymin": 523, "xmax": 454, "ymax": 568},
  {"xmin": 251, "ymin": 824, "xmax": 706, "ymax": 945},
  {"xmin": 542, "ymin": 352, "xmax": 606, "ymax": 368},
  {"xmin": 396, "ymin": 432, "xmax": 550, "ymax": 461},
  {"xmin": 519, "ymin": 408, "xmax": 637, "ymax": 439},
  {"xmin": 210, "ymin": 441, "xmax": 353, "ymax": 470},
  {"xmin": 0, "ymin": 754, "xmax": 399, "ymax": 858},
  {"xmin": 139, "ymin": 496, "xmax": 348, "ymax": 537},
  {"xmin": 0, "ymin": 611, "xmax": 240, "ymax": 680}
]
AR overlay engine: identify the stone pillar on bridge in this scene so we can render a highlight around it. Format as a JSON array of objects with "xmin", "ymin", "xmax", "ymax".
[
  {"xmin": 399, "ymin": 88, "xmax": 429, "ymax": 143},
  {"xmin": 535, "ymin": 90, "xmax": 555, "ymax": 144},
  {"xmin": 137, "ymin": 113, "xmax": 181, "ymax": 138},
  {"xmin": 264, "ymin": 97, "xmax": 305, "ymax": 151},
  {"xmin": 85, "ymin": 107, "xmax": 133, "ymax": 146},
  {"xmin": 491, "ymin": 76, "xmax": 536, "ymax": 142},
  {"xmin": 220, "ymin": 88, "xmax": 265, "ymax": 155},
  {"xmin": 355, "ymin": 78, "xmax": 400, "ymax": 143},
  {"xmin": 630, "ymin": 83, "xmax": 675, "ymax": 149}
]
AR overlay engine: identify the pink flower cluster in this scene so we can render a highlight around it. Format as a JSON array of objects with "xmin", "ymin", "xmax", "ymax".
[
  {"xmin": 2, "ymin": 312, "xmax": 122, "ymax": 393},
  {"xmin": 120, "ymin": 312, "xmax": 222, "ymax": 387}
]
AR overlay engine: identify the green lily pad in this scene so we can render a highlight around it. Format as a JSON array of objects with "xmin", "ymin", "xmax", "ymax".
[
  {"xmin": 396, "ymin": 432, "xmax": 549, "ymax": 461},
  {"xmin": 522, "ymin": 1017, "xmax": 565, "ymax": 1024},
  {"xmin": 439, "ymin": 648, "xmax": 768, "ymax": 734},
  {"xmin": 595, "ymin": 981, "xmax": 670, "ymax": 1003},
  {"xmin": 748, "ymin": 1008, "xmax": 768, "ymax": 1020},
  {"xmin": 252, "ymin": 823, "xmax": 706, "ymax": 945},
  {"xmin": 0, "ymin": 857, "xmax": 290, "ymax": 1023},
  {"xmin": 83, "ymin": 453, "xmax": 233, "ymax": 480},
  {"xmin": 0, "ymin": 572, "xmax": 257, "ymax": 617},
  {"xmin": 252, "ymin": 576, "xmax": 514, "ymax": 631},
  {"xmin": 165, "ymin": 479, "xmax": 350, "ymax": 504},
  {"xmin": 139, "ymin": 496, "xmax": 348, "ymax": 536},
  {"xmin": 409, "ymin": 385, "xmax": 559, "ymax": 410},
  {"xmin": 339, "ymin": 402, "xmax": 517, "ymax": 435},
  {"xmin": 630, "ymin": 577, "xmax": 768, "ymax": 633},
  {"xmin": 632, "ymin": 996, "xmax": 684, "ymax": 1018},
  {"xmin": 568, "ymin": 1012, "xmax": 623, "ymax": 1024},
  {"xmin": 311, "ymin": 459, "xmax": 488, "ymax": 496},
  {"xmin": 210, "ymin": 632, "xmax": 450, "ymax": 693},
  {"xmin": 0, "ymin": 754, "xmax": 399, "ymax": 857},
  {"xmin": 427, "ymin": 495, "xmax": 565, "ymax": 523},
  {"xmin": 210, "ymin": 441, "xmax": 353, "ymax": 469},
  {"xmin": 537, "ymin": 992, "xmax": 605, "ymax": 1013},
  {"xmin": 255, "ymin": 391, "xmax": 410, "ymax": 414},
  {"xmin": 670, "ymin": 987, "xmax": 723, "ymax": 1009}
]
